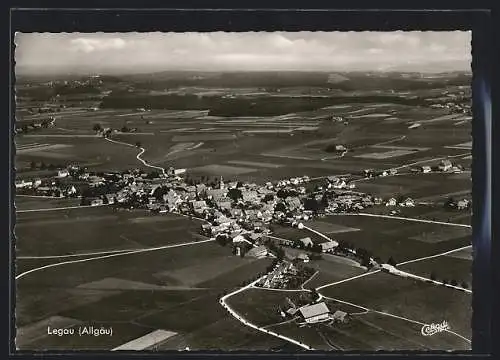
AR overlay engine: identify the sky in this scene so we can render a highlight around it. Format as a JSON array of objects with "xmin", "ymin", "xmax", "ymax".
[{"xmin": 15, "ymin": 31, "xmax": 471, "ymax": 75}]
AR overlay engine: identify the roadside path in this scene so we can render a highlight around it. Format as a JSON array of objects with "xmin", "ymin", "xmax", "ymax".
[
  {"xmin": 104, "ymin": 137, "xmax": 166, "ymax": 176},
  {"xmin": 16, "ymin": 204, "xmax": 110, "ymax": 213},
  {"xmin": 355, "ymin": 212, "xmax": 471, "ymax": 228}
]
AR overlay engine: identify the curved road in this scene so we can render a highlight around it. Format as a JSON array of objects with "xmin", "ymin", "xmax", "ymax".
[
  {"xmin": 104, "ymin": 137, "xmax": 166, "ymax": 176},
  {"xmin": 219, "ymin": 277, "xmax": 314, "ymax": 350},
  {"xmin": 16, "ymin": 238, "xmax": 215, "ymax": 280}
]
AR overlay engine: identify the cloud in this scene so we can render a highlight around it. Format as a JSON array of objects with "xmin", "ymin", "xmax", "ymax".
[
  {"xmin": 70, "ymin": 38, "xmax": 126, "ymax": 53},
  {"xmin": 15, "ymin": 31, "xmax": 471, "ymax": 74}
]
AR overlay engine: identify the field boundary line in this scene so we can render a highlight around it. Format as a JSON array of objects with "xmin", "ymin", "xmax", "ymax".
[{"xmin": 16, "ymin": 238, "xmax": 215, "ymax": 280}]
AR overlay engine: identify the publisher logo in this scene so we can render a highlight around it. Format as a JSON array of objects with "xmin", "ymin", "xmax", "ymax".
[{"xmin": 421, "ymin": 321, "xmax": 450, "ymax": 336}]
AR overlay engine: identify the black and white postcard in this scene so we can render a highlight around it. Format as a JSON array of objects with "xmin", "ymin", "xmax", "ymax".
[{"xmin": 14, "ymin": 31, "xmax": 472, "ymax": 351}]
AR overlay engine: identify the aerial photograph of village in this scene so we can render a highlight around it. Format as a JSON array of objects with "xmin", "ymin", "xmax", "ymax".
[{"xmin": 14, "ymin": 31, "xmax": 472, "ymax": 352}]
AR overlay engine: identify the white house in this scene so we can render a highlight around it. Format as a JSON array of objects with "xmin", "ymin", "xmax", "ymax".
[
  {"xmin": 331, "ymin": 310, "xmax": 349, "ymax": 323},
  {"xmin": 400, "ymin": 197, "xmax": 415, "ymax": 207},
  {"xmin": 298, "ymin": 302, "xmax": 330, "ymax": 324},
  {"xmin": 438, "ymin": 159, "xmax": 453, "ymax": 172},
  {"xmin": 320, "ymin": 241, "xmax": 338, "ymax": 252},
  {"xmin": 386, "ymin": 198, "xmax": 397, "ymax": 207},
  {"xmin": 422, "ymin": 166, "xmax": 432, "ymax": 174},
  {"xmin": 457, "ymin": 199, "xmax": 470, "ymax": 210},
  {"xmin": 57, "ymin": 169, "xmax": 70, "ymax": 178},
  {"xmin": 300, "ymin": 237, "xmax": 313, "ymax": 248},
  {"xmin": 15, "ymin": 179, "xmax": 33, "ymax": 189}
]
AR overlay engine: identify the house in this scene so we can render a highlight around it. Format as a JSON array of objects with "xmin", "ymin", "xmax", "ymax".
[
  {"xmin": 90, "ymin": 198, "xmax": 104, "ymax": 206},
  {"xmin": 438, "ymin": 159, "xmax": 453, "ymax": 172},
  {"xmin": 246, "ymin": 245, "xmax": 268, "ymax": 259},
  {"xmin": 232, "ymin": 235, "xmax": 248, "ymax": 244},
  {"xmin": 174, "ymin": 168, "xmax": 186, "ymax": 175},
  {"xmin": 331, "ymin": 310, "xmax": 349, "ymax": 323},
  {"xmin": 421, "ymin": 166, "xmax": 432, "ymax": 174},
  {"xmin": 15, "ymin": 179, "xmax": 33, "ymax": 189},
  {"xmin": 242, "ymin": 190, "xmax": 259, "ymax": 203},
  {"xmin": 206, "ymin": 188, "xmax": 227, "ymax": 201},
  {"xmin": 218, "ymin": 201, "xmax": 232, "ymax": 211},
  {"xmin": 65, "ymin": 185, "xmax": 77, "ymax": 196},
  {"xmin": 285, "ymin": 197, "xmax": 302, "ymax": 211},
  {"xmin": 400, "ymin": 197, "xmax": 415, "ymax": 207},
  {"xmin": 320, "ymin": 241, "xmax": 338, "ymax": 252},
  {"xmin": 385, "ymin": 198, "xmax": 397, "ymax": 207},
  {"xmin": 457, "ymin": 199, "xmax": 470, "ymax": 210},
  {"xmin": 191, "ymin": 200, "xmax": 208, "ymax": 213},
  {"xmin": 298, "ymin": 302, "xmax": 330, "ymax": 324},
  {"xmin": 274, "ymin": 237, "xmax": 294, "ymax": 247},
  {"xmin": 33, "ymin": 178, "xmax": 42, "ymax": 187},
  {"xmin": 296, "ymin": 253, "xmax": 310, "ymax": 263},
  {"xmin": 300, "ymin": 237, "xmax": 314, "ymax": 248},
  {"xmin": 286, "ymin": 307, "xmax": 298, "ymax": 316},
  {"xmin": 57, "ymin": 169, "xmax": 70, "ymax": 178},
  {"xmin": 248, "ymin": 232, "xmax": 263, "ymax": 243}
]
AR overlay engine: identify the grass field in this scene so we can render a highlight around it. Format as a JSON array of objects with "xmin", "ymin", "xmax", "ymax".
[
  {"xmin": 319, "ymin": 272, "xmax": 471, "ymax": 342},
  {"xmin": 15, "ymin": 78, "xmax": 472, "ymax": 351},
  {"xmin": 16, "ymin": 208, "xmax": 205, "ymax": 257}
]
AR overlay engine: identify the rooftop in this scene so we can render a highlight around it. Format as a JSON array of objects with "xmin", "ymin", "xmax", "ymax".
[{"xmin": 299, "ymin": 302, "xmax": 330, "ymax": 319}]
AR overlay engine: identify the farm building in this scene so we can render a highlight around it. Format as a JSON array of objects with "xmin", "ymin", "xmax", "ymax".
[
  {"xmin": 298, "ymin": 302, "xmax": 330, "ymax": 324},
  {"xmin": 320, "ymin": 241, "xmax": 338, "ymax": 252},
  {"xmin": 90, "ymin": 198, "xmax": 104, "ymax": 206},
  {"xmin": 57, "ymin": 169, "xmax": 70, "ymax": 178},
  {"xmin": 296, "ymin": 253, "xmax": 310, "ymax": 263},
  {"xmin": 300, "ymin": 237, "xmax": 313, "ymax": 248},
  {"xmin": 457, "ymin": 199, "xmax": 470, "ymax": 210},
  {"xmin": 421, "ymin": 166, "xmax": 432, "ymax": 173},
  {"xmin": 385, "ymin": 198, "xmax": 397, "ymax": 207},
  {"xmin": 438, "ymin": 159, "xmax": 453, "ymax": 172},
  {"xmin": 332, "ymin": 310, "xmax": 349, "ymax": 323},
  {"xmin": 246, "ymin": 245, "xmax": 268, "ymax": 259}
]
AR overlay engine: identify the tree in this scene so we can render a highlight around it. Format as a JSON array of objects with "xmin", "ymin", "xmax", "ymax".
[
  {"xmin": 461, "ymin": 281, "xmax": 469, "ymax": 289},
  {"xmin": 30, "ymin": 161, "xmax": 37, "ymax": 170},
  {"xmin": 40, "ymin": 161, "xmax": 47, "ymax": 170},
  {"xmin": 445, "ymin": 197, "xmax": 456, "ymax": 209},
  {"xmin": 227, "ymin": 188, "xmax": 243, "ymax": 202},
  {"xmin": 121, "ymin": 125, "xmax": 130, "ymax": 133},
  {"xmin": 303, "ymin": 197, "xmax": 320, "ymax": 212},
  {"xmin": 450, "ymin": 279, "xmax": 458, "ymax": 286},
  {"xmin": 275, "ymin": 202, "xmax": 287, "ymax": 213},
  {"xmin": 430, "ymin": 271, "xmax": 437, "ymax": 281},
  {"xmin": 92, "ymin": 123, "xmax": 102, "ymax": 132},
  {"xmin": 263, "ymin": 194, "xmax": 274, "ymax": 203},
  {"xmin": 135, "ymin": 141, "xmax": 142, "ymax": 148},
  {"xmin": 387, "ymin": 256, "xmax": 397, "ymax": 266}
]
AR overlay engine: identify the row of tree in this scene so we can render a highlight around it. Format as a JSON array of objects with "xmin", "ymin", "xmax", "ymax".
[{"xmin": 429, "ymin": 271, "xmax": 469, "ymax": 289}]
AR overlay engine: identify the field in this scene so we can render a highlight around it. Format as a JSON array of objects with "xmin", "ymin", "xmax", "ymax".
[
  {"xmin": 319, "ymin": 272, "xmax": 471, "ymax": 342},
  {"xmin": 15, "ymin": 205, "xmax": 273, "ymax": 350},
  {"xmin": 312, "ymin": 214, "xmax": 471, "ymax": 263}
]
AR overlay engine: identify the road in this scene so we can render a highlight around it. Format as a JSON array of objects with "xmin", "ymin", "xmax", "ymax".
[
  {"xmin": 104, "ymin": 137, "xmax": 166, "ymax": 176},
  {"xmin": 15, "ymin": 238, "xmax": 215, "ymax": 280},
  {"xmin": 356, "ymin": 212, "xmax": 471, "ymax": 228},
  {"xmin": 16, "ymin": 203, "xmax": 111, "ymax": 213},
  {"xmin": 219, "ymin": 277, "xmax": 314, "ymax": 350}
]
